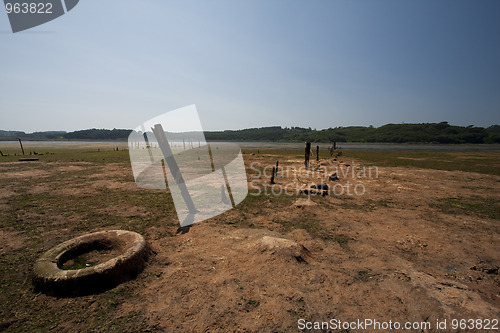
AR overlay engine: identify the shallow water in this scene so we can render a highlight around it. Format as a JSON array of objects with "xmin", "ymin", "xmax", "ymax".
[{"xmin": 1, "ymin": 140, "xmax": 499, "ymax": 151}]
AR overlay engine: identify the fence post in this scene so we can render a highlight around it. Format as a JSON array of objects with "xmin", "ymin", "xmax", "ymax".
[
  {"xmin": 304, "ymin": 142, "xmax": 311, "ymax": 170},
  {"xmin": 18, "ymin": 139, "xmax": 25, "ymax": 155}
]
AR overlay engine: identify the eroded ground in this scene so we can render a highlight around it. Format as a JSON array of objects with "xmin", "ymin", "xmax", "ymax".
[{"xmin": 0, "ymin": 148, "xmax": 499, "ymax": 332}]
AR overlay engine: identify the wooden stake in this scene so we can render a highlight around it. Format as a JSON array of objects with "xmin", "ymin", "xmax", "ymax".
[
  {"xmin": 304, "ymin": 142, "xmax": 311, "ymax": 170},
  {"xmin": 153, "ymin": 125, "xmax": 197, "ymax": 214},
  {"xmin": 316, "ymin": 145, "xmax": 319, "ymax": 161},
  {"xmin": 220, "ymin": 184, "xmax": 230, "ymax": 205},
  {"xmin": 270, "ymin": 167, "xmax": 276, "ymax": 184},
  {"xmin": 275, "ymin": 161, "xmax": 279, "ymax": 177},
  {"xmin": 18, "ymin": 139, "xmax": 25, "ymax": 155}
]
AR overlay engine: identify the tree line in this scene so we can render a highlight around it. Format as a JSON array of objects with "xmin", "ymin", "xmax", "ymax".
[
  {"xmin": 205, "ymin": 123, "xmax": 500, "ymax": 144},
  {"xmin": 1, "ymin": 123, "xmax": 499, "ymax": 144}
]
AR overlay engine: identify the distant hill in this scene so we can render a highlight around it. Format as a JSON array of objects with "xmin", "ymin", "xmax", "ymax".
[
  {"xmin": 63, "ymin": 128, "xmax": 131, "ymax": 140},
  {"xmin": 204, "ymin": 122, "xmax": 500, "ymax": 144},
  {"xmin": 1, "ymin": 123, "xmax": 499, "ymax": 144},
  {"xmin": 0, "ymin": 130, "xmax": 67, "ymax": 140}
]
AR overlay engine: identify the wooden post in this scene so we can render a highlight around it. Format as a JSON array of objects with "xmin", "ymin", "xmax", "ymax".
[
  {"xmin": 333, "ymin": 141, "xmax": 336, "ymax": 150},
  {"xmin": 18, "ymin": 139, "xmax": 25, "ymax": 155},
  {"xmin": 270, "ymin": 167, "xmax": 276, "ymax": 184},
  {"xmin": 275, "ymin": 161, "xmax": 279, "ymax": 177},
  {"xmin": 220, "ymin": 184, "xmax": 230, "ymax": 205},
  {"xmin": 153, "ymin": 124, "xmax": 197, "ymax": 214},
  {"xmin": 316, "ymin": 145, "xmax": 319, "ymax": 161},
  {"xmin": 304, "ymin": 142, "xmax": 311, "ymax": 170},
  {"xmin": 183, "ymin": 139, "xmax": 186, "ymax": 150}
]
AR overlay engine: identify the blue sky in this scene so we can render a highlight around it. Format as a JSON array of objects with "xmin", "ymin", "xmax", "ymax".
[{"xmin": 1, "ymin": 0, "xmax": 499, "ymax": 132}]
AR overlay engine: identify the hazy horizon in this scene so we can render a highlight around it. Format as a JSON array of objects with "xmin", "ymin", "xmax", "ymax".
[{"xmin": 2, "ymin": 121, "xmax": 499, "ymax": 135}]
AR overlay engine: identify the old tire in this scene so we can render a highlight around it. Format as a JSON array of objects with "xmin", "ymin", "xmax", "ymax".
[{"xmin": 32, "ymin": 230, "xmax": 151, "ymax": 297}]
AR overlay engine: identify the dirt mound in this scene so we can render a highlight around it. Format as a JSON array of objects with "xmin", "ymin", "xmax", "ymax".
[
  {"xmin": 255, "ymin": 236, "xmax": 311, "ymax": 263},
  {"xmin": 292, "ymin": 198, "xmax": 317, "ymax": 208}
]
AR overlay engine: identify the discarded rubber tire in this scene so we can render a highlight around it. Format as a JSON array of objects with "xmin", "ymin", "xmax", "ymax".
[{"xmin": 32, "ymin": 230, "xmax": 151, "ymax": 297}]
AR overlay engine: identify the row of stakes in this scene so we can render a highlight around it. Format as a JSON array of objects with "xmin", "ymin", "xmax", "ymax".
[{"xmin": 270, "ymin": 142, "xmax": 339, "ymax": 184}]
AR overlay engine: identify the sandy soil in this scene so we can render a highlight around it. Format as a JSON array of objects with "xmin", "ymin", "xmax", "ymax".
[{"xmin": 0, "ymin": 153, "xmax": 498, "ymax": 332}]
